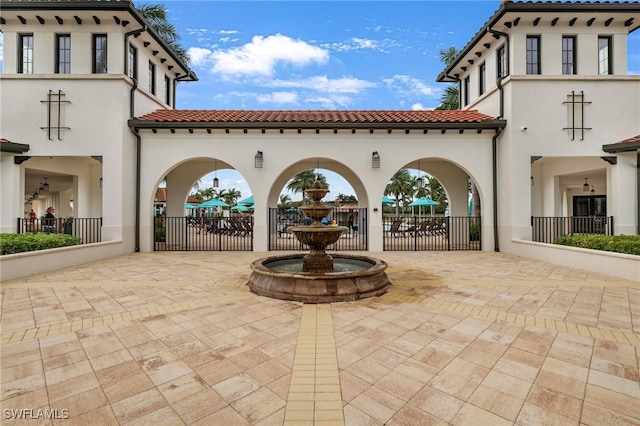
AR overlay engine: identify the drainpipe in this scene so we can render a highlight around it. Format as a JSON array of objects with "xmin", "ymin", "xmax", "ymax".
[
  {"xmin": 487, "ymin": 27, "xmax": 509, "ymax": 119},
  {"xmin": 487, "ymin": 27, "xmax": 509, "ymax": 252},
  {"xmin": 124, "ymin": 25, "xmax": 147, "ymax": 252},
  {"xmin": 172, "ymin": 72, "xmax": 195, "ymax": 109}
]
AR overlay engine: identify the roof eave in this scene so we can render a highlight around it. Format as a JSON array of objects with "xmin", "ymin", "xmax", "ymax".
[
  {"xmin": 602, "ymin": 142, "xmax": 640, "ymax": 153},
  {"xmin": 1, "ymin": 142, "xmax": 30, "ymax": 154},
  {"xmin": 128, "ymin": 119, "xmax": 507, "ymax": 131},
  {"xmin": 437, "ymin": 2, "xmax": 640, "ymax": 82},
  {"xmin": 0, "ymin": 1, "xmax": 196, "ymax": 80}
]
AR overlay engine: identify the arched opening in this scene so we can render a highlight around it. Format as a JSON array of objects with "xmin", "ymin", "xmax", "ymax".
[
  {"xmin": 382, "ymin": 158, "xmax": 482, "ymax": 251},
  {"xmin": 151, "ymin": 158, "xmax": 255, "ymax": 251},
  {"xmin": 267, "ymin": 159, "xmax": 368, "ymax": 251}
]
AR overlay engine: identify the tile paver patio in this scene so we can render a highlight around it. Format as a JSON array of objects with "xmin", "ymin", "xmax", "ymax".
[{"xmin": 1, "ymin": 251, "xmax": 638, "ymax": 425}]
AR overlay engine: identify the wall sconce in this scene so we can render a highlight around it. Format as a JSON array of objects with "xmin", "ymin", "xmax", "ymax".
[
  {"xmin": 43, "ymin": 177, "xmax": 50, "ymax": 192},
  {"xmin": 254, "ymin": 151, "xmax": 263, "ymax": 168},
  {"xmin": 531, "ymin": 176, "xmax": 534, "ymax": 186},
  {"xmin": 372, "ymin": 151, "xmax": 380, "ymax": 168},
  {"xmin": 100, "ymin": 177, "xmax": 103, "ymax": 188},
  {"xmin": 590, "ymin": 185, "xmax": 595, "ymax": 194},
  {"xmin": 583, "ymin": 178, "xmax": 589, "ymax": 192},
  {"xmin": 213, "ymin": 159, "xmax": 219, "ymax": 188}
]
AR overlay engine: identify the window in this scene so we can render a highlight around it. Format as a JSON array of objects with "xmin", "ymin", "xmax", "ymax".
[
  {"xmin": 526, "ymin": 35, "xmax": 541, "ymax": 75},
  {"xmin": 497, "ymin": 45, "xmax": 507, "ymax": 78},
  {"xmin": 55, "ymin": 34, "xmax": 71, "ymax": 74},
  {"xmin": 128, "ymin": 44, "xmax": 137, "ymax": 79},
  {"xmin": 598, "ymin": 36, "xmax": 612, "ymax": 75},
  {"xmin": 562, "ymin": 36, "xmax": 576, "ymax": 75},
  {"xmin": 19, "ymin": 34, "xmax": 34, "ymax": 74},
  {"xmin": 463, "ymin": 76, "xmax": 470, "ymax": 106},
  {"xmin": 93, "ymin": 34, "xmax": 107, "ymax": 74},
  {"xmin": 148, "ymin": 61, "xmax": 156, "ymax": 94},
  {"xmin": 165, "ymin": 75, "xmax": 171, "ymax": 105},
  {"xmin": 478, "ymin": 62, "xmax": 486, "ymax": 95}
]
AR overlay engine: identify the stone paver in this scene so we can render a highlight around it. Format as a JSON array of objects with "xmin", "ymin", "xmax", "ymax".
[{"xmin": 1, "ymin": 251, "xmax": 638, "ymax": 425}]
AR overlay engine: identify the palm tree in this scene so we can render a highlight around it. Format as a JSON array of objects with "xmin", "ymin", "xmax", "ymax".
[
  {"xmin": 435, "ymin": 46, "xmax": 459, "ymax": 110},
  {"xmin": 385, "ymin": 169, "xmax": 414, "ymax": 216},
  {"xmin": 218, "ymin": 188, "xmax": 242, "ymax": 206},
  {"xmin": 137, "ymin": 4, "xmax": 190, "ymax": 65},
  {"xmin": 287, "ymin": 170, "xmax": 328, "ymax": 201},
  {"xmin": 279, "ymin": 194, "xmax": 292, "ymax": 208}
]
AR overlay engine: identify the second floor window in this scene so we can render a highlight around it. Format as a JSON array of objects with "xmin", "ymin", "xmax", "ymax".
[
  {"xmin": 526, "ymin": 35, "xmax": 541, "ymax": 75},
  {"xmin": 497, "ymin": 45, "xmax": 507, "ymax": 78},
  {"xmin": 93, "ymin": 34, "xmax": 108, "ymax": 74},
  {"xmin": 478, "ymin": 62, "xmax": 486, "ymax": 95},
  {"xmin": 165, "ymin": 75, "xmax": 171, "ymax": 105},
  {"xmin": 562, "ymin": 36, "xmax": 576, "ymax": 75},
  {"xmin": 463, "ymin": 76, "xmax": 470, "ymax": 106},
  {"xmin": 148, "ymin": 61, "xmax": 156, "ymax": 94},
  {"xmin": 56, "ymin": 34, "xmax": 71, "ymax": 74},
  {"xmin": 128, "ymin": 45, "xmax": 137, "ymax": 79},
  {"xmin": 19, "ymin": 34, "xmax": 34, "ymax": 74},
  {"xmin": 598, "ymin": 36, "xmax": 612, "ymax": 75}
]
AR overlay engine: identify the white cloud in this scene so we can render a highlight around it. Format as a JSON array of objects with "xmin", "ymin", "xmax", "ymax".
[
  {"xmin": 210, "ymin": 34, "xmax": 329, "ymax": 78},
  {"xmin": 268, "ymin": 76, "xmax": 376, "ymax": 94},
  {"xmin": 187, "ymin": 47, "xmax": 214, "ymax": 67},
  {"xmin": 256, "ymin": 91, "xmax": 299, "ymax": 105},
  {"xmin": 383, "ymin": 75, "xmax": 437, "ymax": 97}
]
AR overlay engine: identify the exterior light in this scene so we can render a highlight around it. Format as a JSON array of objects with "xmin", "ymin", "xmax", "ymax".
[
  {"xmin": 254, "ymin": 151, "xmax": 263, "ymax": 168},
  {"xmin": 372, "ymin": 151, "xmax": 380, "ymax": 168},
  {"xmin": 416, "ymin": 159, "xmax": 423, "ymax": 188},
  {"xmin": 99, "ymin": 177, "xmax": 103, "ymax": 188},
  {"xmin": 590, "ymin": 185, "xmax": 595, "ymax": 194},
  {"xmin": 38, "ymin": 183, "xmax": 44, "ymax": 194},
  {"xmin": 213, "ymin": 159, "xmax": 219, "ymax": 187},
  {"xmin": 583, "ymin": 178, "xmax": 589, "ymax": 192},
  {"xmin": 43, "ymin": 177, "xmax": 50, "ymax": 192}
]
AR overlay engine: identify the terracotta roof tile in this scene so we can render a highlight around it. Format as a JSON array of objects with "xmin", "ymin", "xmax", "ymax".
[{"xmin": 136, "ymin": 109, "xmax": 498, "ymax": 124}]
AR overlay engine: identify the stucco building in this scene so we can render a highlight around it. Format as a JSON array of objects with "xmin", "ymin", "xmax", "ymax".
[{"xmin": 1, "ymin": 1, "xmax": 639, "ymax": 278}]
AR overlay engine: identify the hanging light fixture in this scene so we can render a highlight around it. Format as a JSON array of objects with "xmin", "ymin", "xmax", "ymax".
[
  {"xmin": 43, "ymin": 177, "xmax": 50, "ymax": 192},
  {"xmin": 416, "ymin": 159, "xmax": 424, "ymax": 188},
  {"xmin": 590, "ymin": 185, "xmax": 595, "ymax": 194},
  {"xmin": 38, "ymin": 182, "xmax": 44, "ymax": 194},
  {"xmin": 213, "ymin": 160, "xmax": 219, "ymax": 188},
  {"xmin": 583, "ymin": 178, "xmax": 589, "ymax": 192}
]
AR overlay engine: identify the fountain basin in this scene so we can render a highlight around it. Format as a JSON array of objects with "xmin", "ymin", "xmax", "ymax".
[{"xmin": 248, "ymin": 254, "xmax": 390, "ymax": 303}]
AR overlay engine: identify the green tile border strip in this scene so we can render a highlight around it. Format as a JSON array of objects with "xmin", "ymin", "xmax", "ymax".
[
  {"xmin": 384, "ymin": 283, "xmax": 640, "ymax": 347},
  {"xmin": 284, "ymin": 304, "xmax": 344, "ymax": 426}
]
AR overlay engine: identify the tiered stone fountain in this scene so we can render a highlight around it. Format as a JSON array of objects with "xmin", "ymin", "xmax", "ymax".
[{"xmin": 248, "ymin": 180, "xmax": 390, "ymax": 303}]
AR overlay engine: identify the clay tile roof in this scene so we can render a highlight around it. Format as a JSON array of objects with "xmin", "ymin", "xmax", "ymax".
[
  {"xmin": 602, "ymin": 135, "xmax": 640, "ymax": 153},
  {"xmin": 135, "ymin": 109, "xmax": 499, "ymax": 125}
]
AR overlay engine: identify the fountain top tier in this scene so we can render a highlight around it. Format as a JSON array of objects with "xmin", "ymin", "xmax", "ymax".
[{"xmin": 297, "ymin": 180, "xmax": 332, "ymax": 225}]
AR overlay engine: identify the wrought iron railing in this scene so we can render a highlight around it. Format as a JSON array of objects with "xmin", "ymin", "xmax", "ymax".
[
  {"xmin": 531, "ymin": 216, "xmax": 614, "ymax": 244},
  {"xmin": 383, "ymin": 216, "xmax": 481, "ymax": 251},
  {"xmin": 154, "ymin": 216, "xmax": 253, "ymax": 251},
  {"xmin": 17, "ymin": 217, "xmax": 102, "ymax": 244}
]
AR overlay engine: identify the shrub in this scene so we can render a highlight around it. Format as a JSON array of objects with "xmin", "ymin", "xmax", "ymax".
[
  {"xmin": 0, "ymin": 233, "xmax": 82, "ymax": 255},
  {"xmin": 469, "ymin": 223, "xmax": 480, "ymax": 241},
  {"xmin": 554, "ymin": 234, "xmax": 640, "ymax": 256}
]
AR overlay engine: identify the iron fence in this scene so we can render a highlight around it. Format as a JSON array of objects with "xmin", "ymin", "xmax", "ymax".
[
  {"xmin": 154, "ymin": 216, "xmax": 253, "ymax": 251},
  {"xmin": 383, "ymin": 216, "xmax": 481, "ymax": 251},
  {"xmin": 269, "ymin": 207, "xmax": 367, "ymax": 251},
  {"xmin": 531, "ymin": 216, "xmax": 614, "ymax": 244},
  {"xmin": 17, "ymin": 217, "xmax": 102, "ymax": 244}
]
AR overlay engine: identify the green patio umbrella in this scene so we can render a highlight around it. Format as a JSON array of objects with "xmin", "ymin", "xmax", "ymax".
[
  {"xmin": 232, "ymin": 204, "xmax": 250, "ymax": 212},
  {"xmin": 186, "ymin": 203, "xmax": 199, "ymax": 209},
  {"xmin": 408, "ymin": 197, "xmax": 439, "ymax": 207},
  {"xmin": 198, "ymin": 198, "xmax": 229, "ymax": 208},
  {"xmin": 382, "ymin": 196, "xmax": 395, "ymax": 205},
  {"xmin": 238, "ymin": 195, "xmax": 254, "ymax": 206}
]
